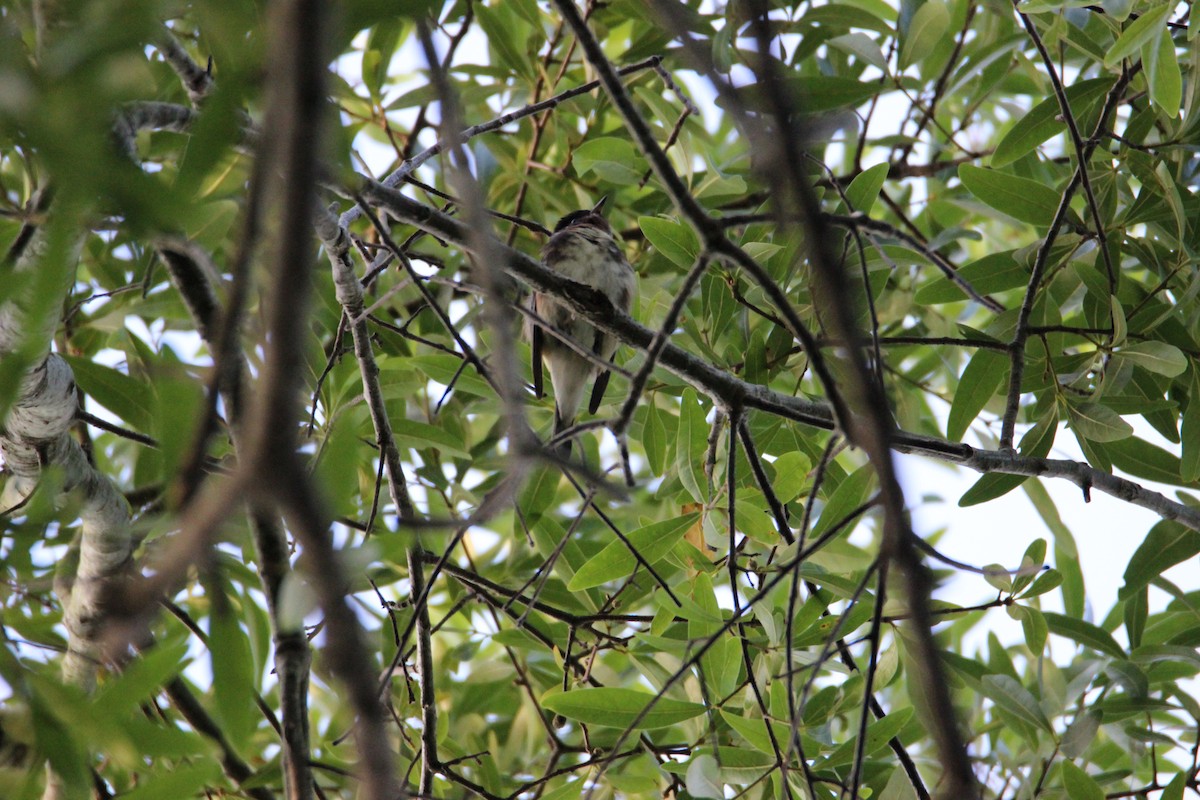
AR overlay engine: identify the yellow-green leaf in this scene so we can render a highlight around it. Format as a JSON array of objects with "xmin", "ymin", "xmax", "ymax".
[
  {"xmin": 568, "ymin": 513, "xmax": 699, "ymax": 590},
  {"xmin": 574, "ymin": 137, "xmax": 643, "ymax": 183},
  {"xmin": 1146, "ymin": 26, "xmax": 1182, "ymax": 117},
  {"xmin": 640, "ymin": 216, "xmax": 700, "ymax": 268},
  {"xmin": 844, "ymin": 162, "xmax": 890, "ymax": 214},
  {"xmin": 1104, "ymin": 4, "xmax": 1171, "ymax": 67},
  {"xmin": 1062, "ymin": 760, "xmax": 1104, "ymax": 800},
  {"xmin": 541, "ymin": 688, "xmax": 705, "ymax": 729}
]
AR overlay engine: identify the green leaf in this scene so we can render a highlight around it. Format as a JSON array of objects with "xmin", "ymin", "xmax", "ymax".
[
  {"xmin": 720, "ymin": 711, "xmax": 793, "ymax": 755},
  {"xmin": 691, "ymin": 573, "xmax": 740, "ymax": 698},
  {"xmin": 1008, "ymin": 604, "xmax": 1048, "ymax": 653},
  {"xmin": 573, "ymin": 137, "xmax": 644, "ymax": 183},
  {"xmin": 1182, "ymin": 370, "xmax": 1200, "ymax": 481},
  {"xmin": 1116, "ymin": 340, "xmax": 1188, "ymax": 377},
  {"xmin": 673, "ymin": 747, "xmax": 774, "ymax": 784},
  {"xmin": 818, "ymin": 707, "xmax": 915, "ymax": 768},
  {"xmin": 771, "ymin": 451, "xmax": 812, "ymax": 503},
  {"xmin": 900, "ymin": 0, "xmax": 950, "ymax": 69},
  {"xmin": 1021, "ymin": 568, "xmax": 1064, "ymax": 599},
  {"xmin": 1146, "ymin": 26, "xmax": 1182, "ymax": 117},
  {"xmin": 802, "ymin": 3, "xmax": 896, "ymax": 33},
  {"xmin": 960, "ymin": 411, "xmax": 1056, "ymax": 505},
  {"xmin": 210, "ymin": 596, "xmax": 257, "ymax": 751},
  {"xmin": 685, "ymin": 753, "xmax": 723, "ymax": 799},
  {"xmin": 62, "ymin": 355, "xmax": 154, "ymax": 431},
  {"xmin": 1124, "ymin": 586, "xmax": 1148, "ymax": 648},
  {"xmin": 1104, "ymin": 3, "xmax": 1171, "ymax": 67},
  {"xmin": 362, "ymin": 20, "xmax": 405, "ymax": 100},
  {"xmin": 405, "ymin": 354, "xmax": 492, "ymax": 397},
  {"xmin": 1105, "ymin": 658, "xmax": 1149, "ymax": 698},
  {"xmin": 114, "ymin": 762, "xmax": 223, "ymax": 800},
  {"xmin": 980, "ymin": 674, "xmax": 1052, "ymax": 731},
  {"xmin": 730, "ymin": 76, "xmax": 883, "ymax": 113},
  {"xmin": 1111, "ymin": 296, "xmax": 1128, "ymax": 346},
  {"xmin": 1061, "ymin": 760, "xmax": 1104, "ymax": 800},
  {"xmin": 392, "ymin": 418, "xmax": 470, "ymax": 458},
  {"xmin": 1044, "ymin": 611, "xmax": 1126, "ymax": 658},
  {"xmin": 94, "ymin": 640, "xmax": 190, "ymax": 718},
  {"xmin": 1161, "ymin": 772, "xmax": 1187, "ymax": 800},
  {"xmin": 677, "ymin": 389, "xmax": 709, "ymax": 503},
  {"xmin": 983, "ymin": 563, "xmax": 1012, "ymax": 592},
  {"xmin": 844, "ymin": 162, "xmax": 890, "ymax": 214},
  {"xmin": 827, "ymin": 32, "xmax": 888, "ymax": 71},
  {"xmin": 518, "ymin": 464, "xmax": 562, "ymax": 530},
  {"xmin": 1018, "ymin": 0, "xmax": 1101, "ymax": 10},
  {"xmin": 811, "ymin": 465, "xmax": 874, "ymax": 536},
  {"xmin": 149, "ymin": 375, "xmax": 204, "ymax": 486},
  {"xmin": 1066, "ymin": 402, "xmax": 1134, "ymax": 443},
  {"xmin": 958, "ymin": 165, "xmax": 1063, "ymax": 225},
  {"xmin": 568, "ymin": 513, "xmax": 699, "ymax": 590},
  {"xmin": 541, "ymin": 687, "xmax": 705, "ymax": 729},
  {"xmin": 1021, "ymin": 477, "xmax": 1075, "ymax": 548},
  {"xmin": 642, "ymin": 400, "xmax": 668, "ymax": 476},
  {"xmin": 742, "ymin": 242, "xmax": 783, "ymax": 263},
  {"xmin": 639, "ymin": 216, "xmax": 700, "ymax": 268},
  {"xmin": 1153, "ymin": 161, "xmax": 1187, "ymax": 240},
  {"xmin": 1105, "ymin": 436, "xmax": 1183, "ymax": 484},
  {"xmin": 1061, "ymin": 711, "xmax": 1101, "ymax": 758},
  {"xmin": 474, "ymin": 3, "xmax": 533, "ymax": 80},
  {"xmin": 947, "ymin": 348, "xmax": 1007, "ymax": 441},
  {"xmin": 1119, "ymin": 521, "xmax": 1200, "ymax": 599},
  {"xmin": 915, "ymin": 252, "xmax": 1028, "ymax": 304},
  {"xmin": 992, "ymin": 78, "xmax": 1115, "ymax": 167},
  {"xmin": 792, "ymin": 76, "xmax": 884, "ymax": 112}
]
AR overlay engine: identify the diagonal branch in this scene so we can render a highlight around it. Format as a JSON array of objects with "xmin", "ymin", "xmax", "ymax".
[{"xmin": 351, "ymin": 181, "xmax": 1200, "ymax": 533}]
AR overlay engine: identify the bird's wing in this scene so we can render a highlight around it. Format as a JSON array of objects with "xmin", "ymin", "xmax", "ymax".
[
  {"xmin": 588, "ymin": 369, "xmax": 611, "ymax": 415},
  {"xmin": 587, "ymin": 328, "xmax": 609, "ymax": 414},
  {"xmin": 530, "ymin": 296, "xmax": 544, "ymax": 398}
]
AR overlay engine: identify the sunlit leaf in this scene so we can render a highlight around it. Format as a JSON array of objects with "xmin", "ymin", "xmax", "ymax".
[
  {"xmin": 1104, "ymin": 4, "xmax": 1171, "ymax": 67},
  {"xmin": 640, "ymin": 216, "xmax": 700, "ymax": 268},
  {"xmin": 568, "ymin": 513, "xmax": 698, "ymax": 590},
  {"xmin": 1061, "ymin": 760, "xmax": 1104, "ymax": 800},
  {"xmin": 541, "ymin": 688, "xmax": 705, "ymax": 729}
]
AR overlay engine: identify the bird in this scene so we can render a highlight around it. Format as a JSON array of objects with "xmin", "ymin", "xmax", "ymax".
[{"xmin": 527, "ymin": 197, "xmax": 636, "ymax": 456}]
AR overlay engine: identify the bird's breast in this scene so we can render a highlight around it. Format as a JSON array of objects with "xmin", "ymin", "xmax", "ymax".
[{"xmin": 542, "ymin": 230, "xmax": 635, "ymax": 299}]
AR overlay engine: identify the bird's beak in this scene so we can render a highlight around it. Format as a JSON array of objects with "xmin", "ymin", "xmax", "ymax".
[{"xmin": 592, "ymin": 196, "xmax": 608, "ymax": 216}]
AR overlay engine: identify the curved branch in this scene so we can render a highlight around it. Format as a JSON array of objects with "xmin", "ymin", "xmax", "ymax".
[{"xmin": 351, "ymin": 183, "xmax": 1200, "ymax": 530}]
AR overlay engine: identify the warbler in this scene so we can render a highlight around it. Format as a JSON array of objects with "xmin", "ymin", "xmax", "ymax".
[{"xmin": 528, "ymin": 197, "xmax": 636, "ymax": 455}]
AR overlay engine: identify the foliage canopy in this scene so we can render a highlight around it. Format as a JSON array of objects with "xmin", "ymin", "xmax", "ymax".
[{"xmin": 2, "ymin": 1, "xmax": 1200, "ymax": 799}]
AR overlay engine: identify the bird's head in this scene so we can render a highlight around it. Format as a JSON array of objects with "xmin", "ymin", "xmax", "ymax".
[{"xmin": 553, "ymin": 196, "xmax": 612, "ymax": 236}]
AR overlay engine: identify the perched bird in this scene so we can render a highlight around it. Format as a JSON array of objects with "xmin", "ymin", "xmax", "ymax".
[{"xmin": 528, "ymin": 197, "xmax": 636, "ymax": 455}]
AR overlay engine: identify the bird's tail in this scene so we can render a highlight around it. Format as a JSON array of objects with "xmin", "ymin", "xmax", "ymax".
[{"xmin": 552, "ymin": 408, "xmax": 573, "ymax": 458}]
